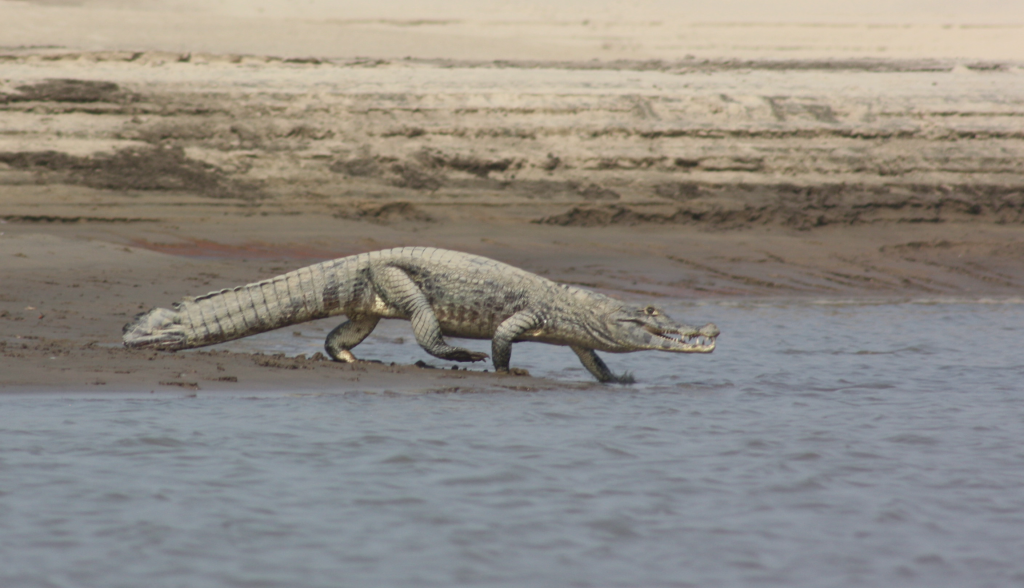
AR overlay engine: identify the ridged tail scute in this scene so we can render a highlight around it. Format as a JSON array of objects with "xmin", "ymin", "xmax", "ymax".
[{"xmin": 122, "ymin": 262, "xmax": 342, "ymax": 351}]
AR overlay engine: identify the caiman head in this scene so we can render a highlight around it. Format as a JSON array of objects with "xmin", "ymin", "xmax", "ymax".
[{"xmin": 599, "ymin": 303, "xmax": 719, "ymax": 353}]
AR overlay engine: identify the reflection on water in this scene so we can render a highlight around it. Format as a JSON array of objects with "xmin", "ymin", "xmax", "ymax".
[
  {"xmin": 2, "ymin": 300, "xmax": 1023, "ymax": 587},
  {"xmin": 211, "ymin": 297, "xmax": 1024, "ymax": 392}
]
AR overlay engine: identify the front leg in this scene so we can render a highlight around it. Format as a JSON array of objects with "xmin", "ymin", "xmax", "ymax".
[
  {"xmin": 372, "ymin": 266, "xmax": 488, "ymax": 363},
  {"xmin": 570, "ymin": 346, "xmax": 635, "ymax": 384},
  {"xmin": 492, "ymin": 311, "xmax": 542, "ymax": 372}
]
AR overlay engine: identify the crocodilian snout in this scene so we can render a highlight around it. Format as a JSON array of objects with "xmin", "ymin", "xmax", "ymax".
[{"xmin": 645, "ymin": 322, "xmax": 719, "ymax": 353}]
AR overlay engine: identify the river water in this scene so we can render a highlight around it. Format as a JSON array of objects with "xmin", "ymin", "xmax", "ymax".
[{"xmin": 2, "ymin": 299, "xmax": 1023, "ymax": 587}]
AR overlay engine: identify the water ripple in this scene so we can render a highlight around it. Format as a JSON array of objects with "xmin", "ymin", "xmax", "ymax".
[{"xmin": 2, "ymin": 302, "xmax": 1024, "ymax": 587}]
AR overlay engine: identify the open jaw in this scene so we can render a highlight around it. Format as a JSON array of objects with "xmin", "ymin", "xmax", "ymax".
[{"xmin": 645, "ymin": 324, "xmax": 718, "ymax": 352}]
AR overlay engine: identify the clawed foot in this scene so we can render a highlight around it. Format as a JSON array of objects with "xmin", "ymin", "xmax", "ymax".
[
  {"xmin": 610, "ymin": 371, "xmax": 636, "ymax": 385},
  {"xmin": 327, "ymin": 352, "xmax": 383, "ymax": 365},
  {"xmin": 328, "ymin": 349, "xmax": 358, "ymax": 363}
]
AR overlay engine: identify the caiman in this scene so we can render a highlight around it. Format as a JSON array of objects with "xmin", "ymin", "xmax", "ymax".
[{"xmin": 122, "ymin": 247, "xmax": 719, "ymax": 383}]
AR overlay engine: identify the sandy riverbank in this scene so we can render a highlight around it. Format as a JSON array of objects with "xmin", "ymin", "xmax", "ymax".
[{"xmin": 2, "ymin": 2, "xmax": 1023, "ymax": 392}]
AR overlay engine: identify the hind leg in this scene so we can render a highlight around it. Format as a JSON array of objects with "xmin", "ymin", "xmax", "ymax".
[
  {"xmin": 371, "ymin": 266, "xmax": 488, "ymax": 362},
  {"xmin": 325, "ymin": 315, "xmax": 381, "ymax": 362}
]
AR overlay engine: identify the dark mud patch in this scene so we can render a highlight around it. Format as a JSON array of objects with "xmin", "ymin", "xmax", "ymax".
[
  {"xmin": 1, "ymin": 214, "xmax": 156, "ymax": 223},
  {"xmin": 574, "ymin": 183, "xmax": 621, "ymax": 201},
  {"xmin": 878, "ymin": 238, "xmax": 1024, "ymax": 261},
  {"xmin": 414, "ymin": 149, "xmax": 520, "ymax": 178},
  {"xmin": 333, "ymin": 202, "xmax": 434, "ymax": 224},
  {"xmin": 0, "ymin": 146, "xmax": 259, "ymax": 199},
  {"xmin": 880, "ymin": 239, "xmax": 960, "ymax": 253},
  {"xmin": 330, "ymin": 155, "xmax": 444, "ymax": 190},
  {"xmin": 388, "ymin": 163, "xmax": 444, "ymax": 190},
  {"xmin": 535, "ymin": 205, "xmax": 700, "ymax": 228},
  {"xmin": 329, "ymin": 148, "xmax": 520, "ymax": 193},
  {"xmin": 539, "ymin": 183, "xmax": 1024, "ymax": 228},
  {"xmin": 0, "ymin": 79, "xmax": 135, "ymax": 104}
]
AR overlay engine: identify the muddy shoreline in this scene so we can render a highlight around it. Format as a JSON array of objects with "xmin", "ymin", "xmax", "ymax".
[{"xmin": 2, "ymin": 51, "xmax": 1023, "ymax": 392}]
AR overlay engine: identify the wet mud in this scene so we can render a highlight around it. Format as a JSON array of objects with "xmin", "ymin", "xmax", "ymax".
[
  {"xmin": 0, "ymin": 145, "xmax": 254, "ymax": 198},
  {"xmin": 0, "ymin": 78, "xmax": 131, "ymax": 104}
]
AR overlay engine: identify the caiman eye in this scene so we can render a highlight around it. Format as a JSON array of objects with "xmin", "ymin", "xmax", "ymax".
[{"xmin": 644, "ymin": 306, "xmax": 658, "ymax": 316}]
